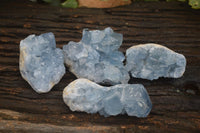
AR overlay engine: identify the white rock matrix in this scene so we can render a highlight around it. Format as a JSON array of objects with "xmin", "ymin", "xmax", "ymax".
[
  {"xmin": 19, "ymin": 32, "xmax": 65, "ymax": 93},
  {"xmin": 126, "ymin": 43, "xmax": 186, "ymax": 80},
  {"xmin": 63, "ymin": 78, "xmax": 152, "ymax": 117}
]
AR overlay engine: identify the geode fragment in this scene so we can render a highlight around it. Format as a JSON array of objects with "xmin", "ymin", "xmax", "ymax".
[
  {"xmin": 63, "ymin": 78, "xmax": 152, "ymax": 117},
  {"xmin": 63, "ymin": 27, "xmax": 129, "ymax": 85},
  {"xmin": 125, "ymin": 43, "xmax": 186, "ymax": 80},
  {"xmin": 19, "ymin": 32, "xmax": 65, "ymax": 93}
]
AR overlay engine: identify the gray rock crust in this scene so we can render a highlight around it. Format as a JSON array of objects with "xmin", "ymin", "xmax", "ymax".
[
  {"xmin": 126, "ymin": 43, "xmax": 186, "ymax": 80},
  {"xmin": 63, "ymin": 78, "xmax": 152, "ymax": 117},
  {"xmin": 19, "ymin": 32, "xmax": 65, "ymax": 93}
]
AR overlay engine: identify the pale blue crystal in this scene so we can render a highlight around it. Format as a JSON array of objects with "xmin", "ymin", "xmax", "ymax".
[
  {"xmin": 19, "ymin": 32, "xmax": 65, "ymax": 93},
  {"xmin": 81, "ymin": 27, "xmax": 123, "ymax": 54},
  {"xmin": 63, "ymin": 27, "xmax": 129, "ymax": 85},
  {"xmin": 126, "ymin": 43, "xmax": 186, "ymax": 80},
  {"xmin": 63, "ymin": 79, "xmax": 152, "ymax": 117}
]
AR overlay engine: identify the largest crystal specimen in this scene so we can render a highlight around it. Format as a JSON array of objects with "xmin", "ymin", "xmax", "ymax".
[
  {"xmin": 63, "ymin": 78, "xmax": 152, "ymax": 117},
  {"xmin": 63, "ymin": 27, "xmax": 129, "ymax": 85},
  {"xmin": 125, "ymin": 43, "xmax": 186, "ymax": 80},
  {"xmin": 19, "ymin": 32, "xmax": 65, "ymax": 93}
]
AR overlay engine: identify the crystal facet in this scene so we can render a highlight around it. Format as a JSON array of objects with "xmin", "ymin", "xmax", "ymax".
[
  {"xmin": 63, "ymin": 27, "xmax": 129, "ymax": 85},
  {"xmin": 63, "ymin": 78, "xmax": 152, "ymax": 117},
  {"xmin": 125, "ymin": 43, "xmax": 186, "ymax": 80},
  {"xmin": 19, "ymin": 32, "xmax": 65, "ymax": 93}
]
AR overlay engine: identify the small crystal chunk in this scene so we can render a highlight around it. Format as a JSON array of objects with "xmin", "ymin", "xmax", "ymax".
[
  {"xmin": 125, "ymin": 43, "xmax": 186, "ymax": 80},
  {"xmin": 19, "ymin": 33, "xmax": 65, "ymax": 93},
  {"xmin": 63, "ymin": 27, "xmax": 129, "ymax": 85},
  {"xmin": 63, "ymin": 78, "xmax": 152, "ymax": 117}
]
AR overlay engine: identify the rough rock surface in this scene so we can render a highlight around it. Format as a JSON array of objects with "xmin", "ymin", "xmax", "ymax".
[
  {"xmin": 63, "ymin": 78, "xmax": 152, "ymax": 117},
  {"xmin": 19, "ymin": 32, "xmax": 65, "ymax": 93},
  {"xmin": 63, "ymin": 27, "xmax": 129, "ymax": 85},
  {"xmin": 125, "ymin": 43, "xmax": 186, "ymax": 80}
]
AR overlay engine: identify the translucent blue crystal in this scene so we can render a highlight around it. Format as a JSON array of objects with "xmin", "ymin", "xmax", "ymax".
[
  {"xmin": 19, "ymin": 32, "xmax": 65, "ymax": 93},
  {"xmin": 63, "ymin": 27, "xmax": 129, "ymax": 85},
  {"xmin": 126, "ymin": 43, "xmax": 186, "ymax": 80},
  {"xmin": 81, "ymin": 27, "xmax": 123, "ymax": 54},
  {"xmin": 63, "ymin": 78, "xmax": 152, "ymax": 117}
]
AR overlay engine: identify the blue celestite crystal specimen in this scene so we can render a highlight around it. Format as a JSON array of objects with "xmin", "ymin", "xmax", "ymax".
[
  {"xmin": 63, "ymin": 27, "xmax": 129, "ymax": 85},
  {"xmin": 81, "ymin": 27, "xmax": 123, "ymax": 54},
  {"xmin": 126, "ymin": 43, "xmax": 186, "ymax": 80},
  {"xmin": 63, "ymin": 78, "xmax": 152, "ymax": 117},
  {"xmin": 19, "ymin": 32, "xmax": 65, "ymax": 93}
]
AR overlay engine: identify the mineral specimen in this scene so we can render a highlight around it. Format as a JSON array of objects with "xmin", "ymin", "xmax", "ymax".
[
  {"xmin": 19, "ymin": 32, "xmax": 65, "ymax": 93},
  {"xmin": 63, "ymin": 27, "xmax": 129, "ymax": 85},
  {"xmin": 63, "ymin": 78, "xmax": 152, "ymax": 117},
  {"xmin": 125, "ymin": 43, "xmax": 186, "ymax": 80}
]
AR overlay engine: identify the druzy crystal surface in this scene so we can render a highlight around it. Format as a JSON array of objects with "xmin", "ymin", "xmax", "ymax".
[
  {"xmin": 126, "ymin": 43, "xmax": 186, "ymax": 80},
  {"xmin": 19, "ymin": 32, "xmax": 65, "ymax": 93},
  {"xmin": 63, "ymin": 27, "xmax": 129, "ymax": 85},
  {"xmin": 63, "ymin": 78, "xmax": 152, "ymax": 117}
]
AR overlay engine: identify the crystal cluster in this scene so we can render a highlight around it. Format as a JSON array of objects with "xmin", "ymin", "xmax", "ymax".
[
  {"xmin": 63, "ymin": 27, "xmax": 129, "ymax": 85},
  {"xmin": 19, "ymin": 28, "xmax": 187, "ymax": 118},
  {"xmin": 63, "ymin": 78, "xmax": 152, "ymax": 117},
  {"xmin": 19, "ymin": 32, "xmax": 65, "ymax": 93},
  {"xmin": 125, "ymin": 43, "xmax": 186, "ymax": 80}
]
